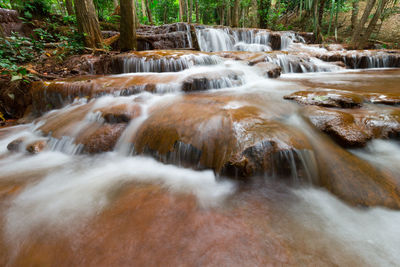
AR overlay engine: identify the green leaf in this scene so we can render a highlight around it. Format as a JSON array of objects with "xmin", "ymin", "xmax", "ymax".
[{"xmin": 11, "ymin": 75, "xmax": 22, "ymax": 82}]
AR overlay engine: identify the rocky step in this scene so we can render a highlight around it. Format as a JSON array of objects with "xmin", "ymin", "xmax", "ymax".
[
  {"xmin": 302, "ymin": 105, "xmax": 400, "ymax": 147},
  {"xmin": 30, "ymin": 69, "xmax": 245, "ymax": 114},
  {"xmin": 64, "ymin": 50, "xmax": 221, "ymax": 75},
  {"xmin": 8, "ymin": 93, "xmax": 400, "ymax": 209}
]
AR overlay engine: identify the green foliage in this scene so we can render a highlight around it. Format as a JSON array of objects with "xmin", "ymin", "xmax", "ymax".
[{"xmin": 12, "ymin": 0, "xmax": 52, "ymax": 18}]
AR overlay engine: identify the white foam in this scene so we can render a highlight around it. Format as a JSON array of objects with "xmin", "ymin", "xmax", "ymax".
[
  {"xmin": 4, "ymin": 153, "xmax": 235, "ymax": 244},
  {"xmin": 292, "ymin": 188, "xmax": 400, "ymax": 266}
]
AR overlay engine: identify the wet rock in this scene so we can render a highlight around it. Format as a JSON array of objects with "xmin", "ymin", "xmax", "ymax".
[
  {"xmin": 182, "ymin": 70, "xmax": 244, "ymax": 91},
  {"xmin": 0, "ymin": 78, "xmax": 32, "ymax": 119},
  {"xmin": 216, "ymin": 51, "xmax": 268, "ymax": 65},
  {"xmin": 132, "ymin": 94, "xmax": 314, "ymax": 180},
  {"xmin": 31, "ymin": 74, "xmax": 180, "ymax": 113},
  {"xmin": 364, "ymin": 93, "xmax": 400, "ymax": 106},
  {"xmin": 303, "ymin": 106, "xmax": 400, "ymax": 147},
  {"xmin": 7, "ymin": 138, "xmax": 24, "ymax": 152},
  {"xmin": 94, "ymin": 103, "xmax": 142, "ymax": 123},
  {"xmin": 136, "ymin": 23, "xmax": 195, "ymax": 50},
  {"xmin": 284, "ymin": 90, "xmax": 364, "ymax": 108},
  {"xmin": 253, "ymin": 62, "xmax": 281, "ymax": 78},
  {"xmin": 78, "ymin": 123, "xmax": 127, "ymax": 154},
  {"xmin": 26, "ymin": 140, "xmax": 47, "ymax": 154},
  {"xmin": 305, "ymin": 121, "xmax": 400, "ymax": 209},
  {"xmin": 316, "ymin": 50, "xmax": 400, "ymax": 69},
  {"xmin": 303, "ymin": 106, "xmax": 372, "ymax": 147}
]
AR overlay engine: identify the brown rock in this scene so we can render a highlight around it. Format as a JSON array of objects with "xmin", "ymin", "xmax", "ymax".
[
  {"xmin": 303, "ymin": 106, "xmax": 372, "ymax": 147},
  {"xmin": 77, "ymin": 123, "xmax": 127, "ymax": 154},
  {"xmin": 284, "ymin": 90, "xmax": 364, "ymax": 108},
  {"xmin": 132, "ymin": 94, "xmax": 313, "ymax": 180},
  {"xmin": 253, "ymin": 62, "xmax": 281, "ymax": 78},
  {"xmin": 26, "ymin": 140, "xmax": 47, "ymax": 154}
]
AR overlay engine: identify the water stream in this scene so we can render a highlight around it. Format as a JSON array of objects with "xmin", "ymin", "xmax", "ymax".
[{"xmin": 0, "ymin": 27, "xmax": 399, "ymax": 266}]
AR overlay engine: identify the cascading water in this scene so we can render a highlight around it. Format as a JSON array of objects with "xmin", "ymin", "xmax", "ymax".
[{"xmin": 1, "ymin": 23, "xmax": 400, "ymax": 266}]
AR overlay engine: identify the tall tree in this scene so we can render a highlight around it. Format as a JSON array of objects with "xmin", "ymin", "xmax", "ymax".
[
  {"xmin": 351, "ymin": 0, "xmax": 377, "ymax": 46},
  {"xmin": 120, "ymin": 0, "xmax": 138, "ymax": 51},
  {"xmin": 74, "ymin": 0, "xmax": 103, "ymax": 48},
  {"xmin": 351, "ymin": 0, "xmax": 359, "ymax": 29},
  {"xmin": 65, "ymin": 0, "xmax": 74, "ymax": 15},
  {"xmin": 353, "ymin": 0, "xmax": 389, "ymax": 48},
  {"xmin": 145, "ymin": 0, "xmax": 154, "ymax": 24},
  {"xmin": 232, "ymin": 0, "xmax": 240, "ymax": 27}
]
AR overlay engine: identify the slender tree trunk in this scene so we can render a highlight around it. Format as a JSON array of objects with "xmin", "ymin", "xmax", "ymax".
[
  {"xmin": 189, "ymin": 0, "xmax": 193, "ymax": 23},
  {"xmin": 195, "ymin": 0, "xmax": 199, "ymax": 22},
  {"xmin": 74, "ymin": 0, "xmax": 103, "ymax": 48},
  {"xmin": 318, "ymin": 0, "xmax": 327, "ymax": 27},
  {"xmin": 351, "ymin": 0, "xmax": 359, "ymax": 29},
  {"xmin": 351, "ymin": 0, "xmax": 376, "ymax": 46},
  {"xmin": 145, "ymin": 0, "xmax": 154, "ymax": 24},
  {"xmin": 259, "ymin": 0, "xmax": 271, "ymax": 29},
  {"xmin": 65, "ymin": 0, "xmax": 74, "ymax": 15},
  {"xmin": 113, "ymin": 0, "xmax": 119, "ymax": 8},
  {"xmin": 232, "ymin": 0, "xmax": 240, "ymax": 27},
  {"xmin": 120, "ymin": 0, "xmax": 137, "ymax": 51},
  {"xmin": 226, "ymin": 1, "xmax": 231, "ymax": 26},
  {"xmin": 163, "ymin": 3, "xmax": 168, "ymax": 23},
  {"xmin": 249, "ymin": 0, "xmax": 258, "ymax": 27},
  {"xmin": 179, "ymin": 0, "xmax": 184, "ymax": 21},
  {"xmin": 220, "ymin": 6, "xmax": 225, "ymax": 25},
  {"xmin": 356, "ymin": 0, "xmax": 389, "ymax": 48},
  {"xmin": 313, "ymin": 0, "xmax": 321, "ymax": 42},
  {"xmin": 141, "ymin": 0, "xmax": 147, "ymax": 18}
]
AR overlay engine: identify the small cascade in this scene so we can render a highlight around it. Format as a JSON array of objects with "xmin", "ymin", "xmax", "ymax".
[
  {"xmin": 196, "ymin": 26, "xmax": 308, "ymax": 52},
  {"xmin": 280, "ymin": 32, "xmax": 305, "ymax": 50},
  {"xmin": 265, "ymin": 54, "xmax": 341, "ymax": 74},
  {"xmin": 196, "ymin": 27, "xmax": 272, "ymax": 52},
  {"xmin": 120, "ymin": 53, "xmax": 221, "ymax": 73},
  {"xmin": 196, "ymin": 28, "xmax": 235, "ymax": 52}
]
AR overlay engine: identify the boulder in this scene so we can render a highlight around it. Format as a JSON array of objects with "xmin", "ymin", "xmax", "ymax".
[
  {"xmin": 284, "ymin": 90, "xmax": 364, "ymax": 108},
  {"xmin": 303, "ymin": 106, "xmax": 400, "ymax": 147},
  {"xmin": 132, "ymin": 94, "xmax": 314, "ymax": 180},
  {"xmin": 253, "ymin": 62, "xmax": 281, "ymax": 78}
]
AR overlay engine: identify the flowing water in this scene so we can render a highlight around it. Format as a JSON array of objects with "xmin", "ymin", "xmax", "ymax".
[{"xmin": 1, "ymin": 27, "xmax": 400, "ymax": 266}]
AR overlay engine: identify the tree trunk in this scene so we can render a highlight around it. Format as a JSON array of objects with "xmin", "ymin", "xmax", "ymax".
[
  {"xmin": 232, "ymin": 0, "xmax": 240, "ymax": 27},
  {"xmin": 65, "ymin": 0, "xmax": 74, "ymax": 15},
  {"xmin": 120, "ymin": 0, "xmax": 137, "ymax": 51},
  {"xmin": 313, "ymin": 0, "xmax": 321, "ymax": 42},
  {"xmin": 113, "ymin": 0, "xmax": 119, "ymax": 8},
  {"xmin": 249, "ymin": 0, "xmax": 258, "ymax": 27},
  {"xmin": 259, "ymin": 0, "xmax": 271, "ymax": 29},
  {"xmin": 163, "ymin": 3, "xmax": 168, "ymax": 23},
  {"xmin": 318, "ymin": 0, "xmax": 327, "ymax": 27},
  {"xmin": 226, "ymin": 1, "xmax": 231, "ymax": 26},
  {"xmin": 179, "ymin": 0, "xmax": 184, "ymax": 21},
  {"xmin": 141, "ymin": 0, "xmax": 147, "ymax": 18},
  {"xmin": 74, "ymin": 0, "xmax": 103, "ymax": 48},
  {"xmin": 351, "ymin": 0, "xmax": 359, "ymax": 29},
  {"xmin": 145, "ymin": 0, "xmax": 154, "ymax": 25},
  {"xmin": 356, "ymin": 0, "xmax": 389, "ymax": 48},
  {"xmin": 195, "ymin": 0, "xmax": 199, "ymax": 22},
  {"xmin": 351, "ymin": 0, "xmax": 376, "ymax": 46},
  {"xmin": 189, "ymin": 0, "xmax": 193, "ymax": 23},
  {"xmin": 219, "ymin": 6, "xmax": 225, "ymax": 25}
]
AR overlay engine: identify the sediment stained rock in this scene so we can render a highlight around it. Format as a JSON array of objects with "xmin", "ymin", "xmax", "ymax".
[{"xmin": 284, "ymin": 90, "xmax": 364, "ymax": 108}]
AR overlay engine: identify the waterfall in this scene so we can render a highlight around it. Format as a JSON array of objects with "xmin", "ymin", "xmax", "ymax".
[{"xmin": 196, "ymin": 27, "xmax": 273, "ymax": 52}]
